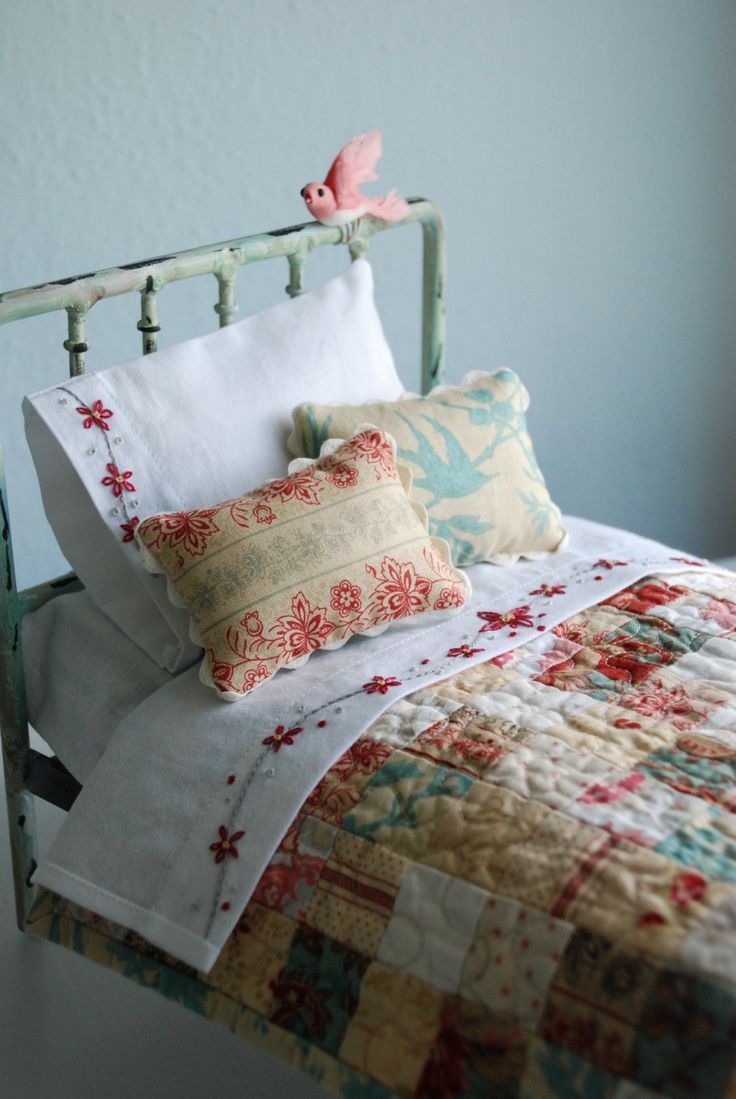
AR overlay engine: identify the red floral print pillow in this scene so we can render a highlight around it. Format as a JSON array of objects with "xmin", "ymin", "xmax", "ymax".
[{"xmin": 136, "ymin": 429, "xmax": 470, "ymax": 700}]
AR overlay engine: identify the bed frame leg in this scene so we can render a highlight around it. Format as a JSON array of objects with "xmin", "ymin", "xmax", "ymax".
[{"xmin": 0, "ymin": 453, "xmax": 38, "ymax": 932}]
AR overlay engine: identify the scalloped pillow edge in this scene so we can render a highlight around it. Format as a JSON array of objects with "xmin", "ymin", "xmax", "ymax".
[{"xmin": 136, "ymin": 428, "xmax": 472, "ymax": 702}]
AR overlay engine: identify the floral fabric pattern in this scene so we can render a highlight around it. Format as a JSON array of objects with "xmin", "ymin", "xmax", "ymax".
[
  {"xmin": 289, "ymin": 369, "xmax": 567, "ymax": 565},
  {"xmin": 136, "ymin": 429, "xmax": 470, "ymax": 699}
]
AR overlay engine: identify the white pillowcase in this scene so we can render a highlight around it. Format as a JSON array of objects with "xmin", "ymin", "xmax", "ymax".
[{"xmin": 24, "ymin": 259, "xmax": 404, "ymax": 671}]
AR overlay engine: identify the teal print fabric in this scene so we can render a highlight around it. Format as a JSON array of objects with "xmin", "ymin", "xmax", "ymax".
[{"xmin": 289, "ymin": 370, "xmax": 566, "ymax": 566}]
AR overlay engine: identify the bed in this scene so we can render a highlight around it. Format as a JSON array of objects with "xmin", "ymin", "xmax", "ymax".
[{"xmin": 3, "ymin": 201, "xmax": 736, "ymax": 1098}]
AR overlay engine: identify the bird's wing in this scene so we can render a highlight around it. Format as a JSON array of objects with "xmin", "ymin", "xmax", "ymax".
[{"xmin": 325, "ymin": 130, "xmax": 382, "ymax": 207}]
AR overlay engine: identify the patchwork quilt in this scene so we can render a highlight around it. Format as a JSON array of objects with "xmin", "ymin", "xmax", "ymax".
[{"xmin": 28, "ymin": 569, "xmax": 736, "ymax": 1098}]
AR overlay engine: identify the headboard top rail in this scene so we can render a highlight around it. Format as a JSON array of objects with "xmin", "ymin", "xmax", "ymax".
[{"xmin": 0, "ymin": 196, "xmax": 442, "ymax": 326}]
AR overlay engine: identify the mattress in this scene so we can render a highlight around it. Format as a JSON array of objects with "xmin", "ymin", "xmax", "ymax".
[{"xmin": 22, "ymin": 590, "xmax": 174, "ymax": 782}]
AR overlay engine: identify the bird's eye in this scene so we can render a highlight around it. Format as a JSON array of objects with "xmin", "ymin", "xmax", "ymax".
[{"xmin": 317, "ymin": 187, "xmax": 324, "ymax": 197}]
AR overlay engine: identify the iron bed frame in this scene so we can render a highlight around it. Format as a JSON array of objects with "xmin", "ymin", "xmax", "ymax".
[{"xmin": 0, "ymin": 198, "xmax": 446, "ymax": 939}]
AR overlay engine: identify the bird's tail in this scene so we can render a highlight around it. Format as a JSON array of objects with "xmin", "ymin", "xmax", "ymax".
[{"xmin": 366, "ymin": 189, "xmax": 411, "ymax": 222}]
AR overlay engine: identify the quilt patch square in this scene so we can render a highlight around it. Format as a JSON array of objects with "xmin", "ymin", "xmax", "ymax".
[
  {"xmin": 656, "ymin": 807, "xmax": 736, "ymax": 883},
  {"xmin": 252, "ymin": 816, "xmax": 337, "ymax": 920},
  {"xmin": 206, "ymin": 902, "xmax": 295, "ymax": 1015},
  {"xmin": 306, "ymin": 831, "xmax": 407, "ymax": 956},
  {"xmin": 404, "ymin": 707, "xmax": 510, "ymax": 780},
  {"xmin": 633, "ymin": 969, "xmax": 736, "ymax": 1097},
  {"xmin": 459, "ymin": 895, "xmax": 573, "ymax": 1027},
  {"xmin": 541, "ymin": 988, "xmax": 636, "ymax": 1078},
  {"xmin": 641, "ymin": 743, "xmax": 736, "ymax": 812},
  {"xmin": 343, "ymin": 753, "xmax": 474, "ymax": 860},
  {"xmin": 541, "ymin": 929, "xmax": 664, "ymax": 1078},
  {"xmin": 416, "ymin": 1000, "xmax": 529, "ymax": 1099},
  {"xmin": 269, "ymin": 926, "xmax": 370, "ymax": 1055},
  {"xmin": 521, "ymin": 1036, "xmax": 623, "ymax": 1099},
  {"xmin": 603, "ymin": 578, "xmax": 690, "ymax": 616},
  {"xmin": 551, "ymin": 700, "xmax": 668, "ymax": 769},
  {"xmin": 376, "ymin": 862, "xmax": 487, "ymax": 994},
  {"xmin": 338, "ymin": 961, "xmax": 444, "ymax": 1094},
  {"xmin": 460, "ymin": 787, "xmax": 605, "ymax": 912},
  {"xmin": 426, "ymin": 657, "xmax": 521, "ymax": 703},
  {"xmin": 304, "ymin": 737, "xmax": 395, "ymax": 827}
]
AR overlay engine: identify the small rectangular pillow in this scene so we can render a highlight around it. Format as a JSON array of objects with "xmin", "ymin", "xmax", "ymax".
[
  {"xmin": 136, "ymin": 429, "xmax": 471, "ymax": 700},
  {"xmin": 288, "ymin": 369, "xmax": 566, "ymax": 566},
  {"xmin": 24, "ymin": 259, "xmax": 403, "ymax": 672}
]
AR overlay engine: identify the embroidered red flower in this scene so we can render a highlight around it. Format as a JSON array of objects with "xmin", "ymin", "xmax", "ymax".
[
  {"xmin": 262, "ymin": 724, "xmax": 304, "ymax": 752},
  {"xmin": 366, "ymin": 557, "xmax": 432, "ymax": 621},
  {"xmin": 330, "ymin": 579, "xmax": 362, "ymax": 618},
  {"xmin": 669, "ymin": 871, "xmax": 707, "ymax": 907},
  {"xmin": 76, "ymin": 399, "xmax": 113, "ymax": 430},
  {"xmin": 594, "ymin": 559, "xmax": 628, "ymax": 570},
  {"xmin": 253, "ymin": 503, "xmax": 276, "ymax": 525},
  {"xmin": 210, "ymin": 825, "xmax": 245, "ymax": 863},
  {"xmin": 101, "ymin": 463, "xmax": 135, "ymax": 497},
  {"xmin": 448, "ymin": 644, "xmax": 484, "ymax": 659},
  {"xmin": 477, "ymin": 605, "xmax": 535, "ymax": 633},
  {"xmin": 362, "ymin": 675, "xmax": 401, "ymax": 695},
  {"xmin": 530, "ymin": 584, "xmax": 567, "ymax": 597},
  {"xmin": 323, "ymin": 461, "xmax": 359, "ymax": 489},
  {"xmin": 345, "ymin": 430, "xmax": 395, "ymax": 479},
  {"xmin": 272, "ymin": 591, "xmax": 335, "ymax": 659},
  {"xmin": 120, "ymin": 516, "xmax": 140, "ymax": 542}
]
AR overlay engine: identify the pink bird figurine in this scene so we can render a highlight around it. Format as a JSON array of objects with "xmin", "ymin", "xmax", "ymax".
[{"xmin": 300, "ymin": 130, "xmax": 411, "ymax": 227}]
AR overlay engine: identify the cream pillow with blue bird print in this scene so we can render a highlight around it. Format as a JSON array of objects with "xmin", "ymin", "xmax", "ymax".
[{"xmin": 288, "ymin": 370, "xmax": 567, "ymax": 566}]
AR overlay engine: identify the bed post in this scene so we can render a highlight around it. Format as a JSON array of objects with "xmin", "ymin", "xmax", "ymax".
[
  {"xmin": 0, "ymin": 442, "xmax": 37, "ymax": 931},
  {"xmin": 416, "ymin": 202, "xmax": 446, "ymax": 394}
]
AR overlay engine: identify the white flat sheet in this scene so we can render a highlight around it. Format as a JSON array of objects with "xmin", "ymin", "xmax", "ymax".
[
  {"xmin": 22, "ymin": 591, "xmax": 174, "ymax": 782},
  {"xmin": 34, "ymin": 517, "xmax": 716, "ymax": 972}
]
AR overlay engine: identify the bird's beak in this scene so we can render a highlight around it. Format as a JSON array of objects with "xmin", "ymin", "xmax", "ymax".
[{"xmin": 300, "ymin": 187, "xmax": 306, "ymax": 198}]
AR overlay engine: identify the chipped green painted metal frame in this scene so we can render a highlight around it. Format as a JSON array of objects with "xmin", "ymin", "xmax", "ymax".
[{"xmin": 0, "ymin": 197, "xmax": 446, "ymax": 933}]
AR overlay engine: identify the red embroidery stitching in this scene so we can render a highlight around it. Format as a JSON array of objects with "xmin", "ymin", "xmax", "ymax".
[
  {"xmin": 477, "ymin": 605, "xmax": 535, "ymax": 634},
  {"xmin": 362, "ymin": 675, "xmax": 401, "ymax": 695},
  {"xmin": 76, "ymin": 399, "xmax": 113, "ymax": 430},
  {"xmin": 101, "ymin": 463, "xmax": 135, "ymax": 497},
  {"xmin": 530, "ymin": 584, "xmax": 566, "ymax": 597},
  {"xmin": 262, "ymin": 725, "xmax": 304, "ymax": 752},
  {"xmin": 120, "ymin": 517, "xmax": 140, "ymax": 542},
  {"xmin": 447, "ymin": 645, "xmax": 484, "ymax": 659},
  {"xmin": 210, "ymin": 825, "xmax": 245, "ymax": 863}
]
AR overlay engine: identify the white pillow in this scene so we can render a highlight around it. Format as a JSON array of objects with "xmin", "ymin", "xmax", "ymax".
[{"xmin": 24, "ymin": 260, "xmax": 403, "ymax": 671}]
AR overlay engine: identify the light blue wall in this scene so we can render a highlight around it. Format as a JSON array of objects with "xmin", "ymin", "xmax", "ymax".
[{"xmin": 2, "ymin": 0, "xmax": 734, "ymax": 588}]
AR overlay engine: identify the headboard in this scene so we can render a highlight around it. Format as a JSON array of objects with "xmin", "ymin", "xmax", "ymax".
[{"xmin": 0, "ymin": 198, "xmax": 446, "ymax": 930}]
